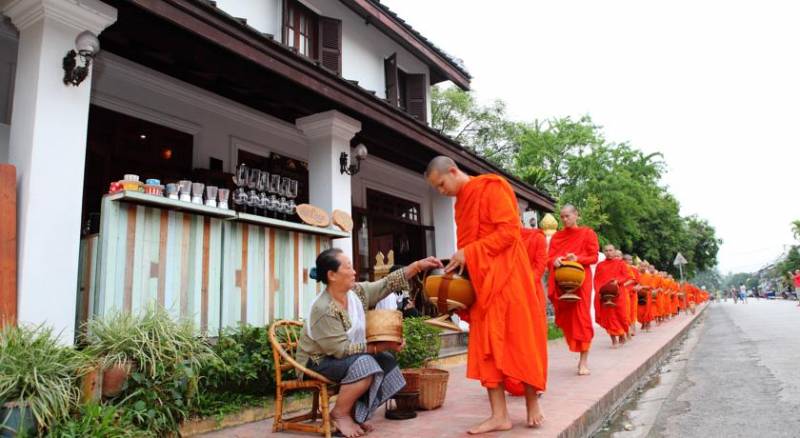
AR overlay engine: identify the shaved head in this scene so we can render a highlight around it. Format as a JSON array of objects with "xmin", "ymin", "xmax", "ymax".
[
  {"xmin": 425, "ymin": 155, "xmax": 470, "ymax": 197},
  {"xmin": 561, "ymin": 204, "xmax": 578, "ymax": 214},
  {"xmin": 425, "ymin": 156, "xmax": 458, "ymax": 178}
]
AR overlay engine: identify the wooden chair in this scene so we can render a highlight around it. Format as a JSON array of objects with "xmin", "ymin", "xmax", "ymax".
[{"xmin": 269, "ymin": 320, "xmax": 339, "ymax": 438}]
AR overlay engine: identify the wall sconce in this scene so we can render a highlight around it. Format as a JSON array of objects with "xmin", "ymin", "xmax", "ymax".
[
  {"xmin": 63, "ymin": 31, "xmax": 100, "ymax": 86},
  {"xmin": 340, "ymin": 144, "xmax": 368, "ymax": 175}
]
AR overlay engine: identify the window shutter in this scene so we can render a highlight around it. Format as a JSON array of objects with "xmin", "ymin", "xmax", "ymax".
[
  {"xmin": 384, "ymin": 53, "xmax": 398, "ymax": 107},
  {"xmin": 406, "ymin": 73, "xmax": 427, "ymax": 123},
  {"xmin": 318, "ymin": 17, "xmax": 342, "ymax": 75},
  {"xmin": 281, "ymin": 0, "xmax": 288, "ymax": 45}
]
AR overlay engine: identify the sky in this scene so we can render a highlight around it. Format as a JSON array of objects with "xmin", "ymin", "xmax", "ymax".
[{"xmin": 382, "ymin": 0, "xmax": 800, "ymax": 274}]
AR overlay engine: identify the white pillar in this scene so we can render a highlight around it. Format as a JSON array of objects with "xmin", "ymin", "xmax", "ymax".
[
  {"xmin": 296, "ymin": 110, "xmax": 361, "ymax": 260},
  {"xmin": 431, "ymin": 192, "xmax": 457, "ymax": 259},
  {"xmin": 3, "ymin": 0, "xmax": 116, "ymax": 343}
]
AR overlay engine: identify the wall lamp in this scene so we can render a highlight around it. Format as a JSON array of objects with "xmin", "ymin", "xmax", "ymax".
[
  {"xmin": 340, "ymin": 144, "xmax": 368, "ymax": 175},
  {"xmin": 63, "ymin": 31, "xmax": 100, "ymax": 86}
]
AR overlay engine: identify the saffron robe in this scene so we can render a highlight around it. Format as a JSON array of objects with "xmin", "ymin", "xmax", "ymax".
[
  {"xmin": 593, "ymin": 259, "xmax": 632, "ymax": 336},
  {"xmin": 637, "ymin": 272, "xmax": 654, "ymax": 324},
  {"xmin": 627, "ymin": 265, "xmax": 640, "ymax": 328},
  {"xmin": 456, "ymin": 174, "xmax": 548, "ymax": 391},
  {"xmin": 506, "ymin": 227, "xmax": 549, "ymax": 396},
  {"xmin": 547, "ymin": 226, "xmax": 599, "ymax": 352}
]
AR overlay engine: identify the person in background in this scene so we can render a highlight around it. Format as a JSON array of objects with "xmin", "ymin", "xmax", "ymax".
[{"xmin": 792, "ymin": 270, "xmax": 800, "ymax": 307}]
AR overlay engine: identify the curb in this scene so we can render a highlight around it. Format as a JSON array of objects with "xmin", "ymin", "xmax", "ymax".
[{"xmin": 559, "ymin": 305, "xmax": 708, "ymax": 438}]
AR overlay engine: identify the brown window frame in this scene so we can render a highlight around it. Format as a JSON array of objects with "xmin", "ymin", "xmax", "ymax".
[{"xmin": 284, "ymin": 0, "xmax": 318, "ymax": 59}]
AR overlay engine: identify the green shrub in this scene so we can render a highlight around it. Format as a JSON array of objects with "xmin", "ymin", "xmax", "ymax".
[
  {"xmin": 200, "ymin": 323, "xmax": 276, "ymax": 395},
  {"xmin": 547, "ymin": 322, "xmax": 563, "ymax": 340},
  {"xmin": 46, "ymin": 403, "xmax": 152, "ymax": 438},
  {"xmin": 84, "ymin": 306, "xmax": 217, "ymax": 436},
  {"xmin": 396, "ymin": 318, "xmax": 441, "ymax": 369},
  {"xmin": 0, "ymin": 325, "xmax": 88, "ymax": 431}
]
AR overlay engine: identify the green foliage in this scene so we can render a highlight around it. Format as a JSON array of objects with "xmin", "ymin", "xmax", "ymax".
[
  {"xmin": 200, "ymin": 323, "xmax": 281, "ymax": 395},
  {"xmin": 396, "ymin": 318, "xmax": 442, "ymax": 369},
  {"xmin": 192, "ymin": 392, "xmax": 272, "ymax": 422},
  {"xmin": 84, "ymin": 307, "xmax": 217, "ymax": 436},
  {"xmin": 430, "ymin": 90, "xmax": 724, "ymax": 275},
  {"xmin": 690, "ymin": 269, "xmax": 723, "ymax": 291},
  {"xmin": 792, "ymin": 220, "xmax": 800, "ymax": 241},
  {"xmin": 431, "ymin": 85, "xmax": 520, "ymax": 169},
  {"xmin": 46, "ymin": 404, "xmax": 151, "ymax": 438},
  {"xmin": 0, "ymin": 325, "xmax": 88, "ymax": 431},
  {"xmin": 547, "ymin": 322, "xmax": 563, "ymax": 340}
]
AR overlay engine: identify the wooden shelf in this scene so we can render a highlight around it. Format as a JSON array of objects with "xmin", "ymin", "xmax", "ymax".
[
  {"xmin": 106, "ymin": 191, "xmax": 237, "ymax": 219},
  {"xmin": 106, "ymin": 191, "xmax": 350, "ymax": 238},
  {"xmin": 236, "ymin": 212, "xmax": 350, "ymax": 239}
]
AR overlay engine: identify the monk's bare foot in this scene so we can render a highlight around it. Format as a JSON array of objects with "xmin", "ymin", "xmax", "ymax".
[
  {"xmin": 331, "ymin": 412, "xmax": 364, "ymax": 438},
  {"xmin": 467, "ymin": 416, "xmax": 512, "ymax": 434},
  {"xmin": 578, "ymin": 365, "xmax": 591, "ymax": 376},
  {"xmin": 526, "ymin": 395, "xmax": 545, "ymax": 428}
]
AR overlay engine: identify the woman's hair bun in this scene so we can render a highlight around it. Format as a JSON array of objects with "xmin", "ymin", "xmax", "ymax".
[{"xmin": 309, "ymin": 267, "xmax": 318, "ymax": 281}]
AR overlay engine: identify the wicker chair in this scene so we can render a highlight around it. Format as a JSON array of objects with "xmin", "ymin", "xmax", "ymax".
[{"xmin": 269, "ymin": 320, "xmax": 339, "ymax": 438}]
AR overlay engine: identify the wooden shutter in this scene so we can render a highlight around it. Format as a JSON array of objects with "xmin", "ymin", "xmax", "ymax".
[
  {"xmin": 405, "ymin": 73, "xmax": 427, "ymax": 123},
  {"xmin": 318, "ymin": 17, "xmax": 342, "ymax": 75},
  {"xmin": 384, "ymin": 53, "xmax": 398, "ymax": 107},
  {"xmin": 281, "ymin": 0, "xmax": 288, "ymax": 45}
]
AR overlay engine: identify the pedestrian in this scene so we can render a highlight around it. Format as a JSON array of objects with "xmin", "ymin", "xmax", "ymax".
[
  {"xmin": 739, "ymin": 285, "xmax": 748, "ymax": 303},
  {"xmin": 792, "ymin": 270, "xmax": 800, "ymax": 307}
]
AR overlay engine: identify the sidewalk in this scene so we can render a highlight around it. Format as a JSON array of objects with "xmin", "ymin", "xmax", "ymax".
[{"xmin": 202, "ymin": 305, "xmax": 706, "ymax": 438}]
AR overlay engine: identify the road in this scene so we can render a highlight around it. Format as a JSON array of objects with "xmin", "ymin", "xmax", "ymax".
[{"xmin": 649, "ymin": 299, "xmax": 800, "ymax": 437}]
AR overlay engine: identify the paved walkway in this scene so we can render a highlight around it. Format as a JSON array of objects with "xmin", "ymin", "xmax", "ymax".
[{"xmin": 202, "ymin": 305, "xmax": 706, "ymax": 438}]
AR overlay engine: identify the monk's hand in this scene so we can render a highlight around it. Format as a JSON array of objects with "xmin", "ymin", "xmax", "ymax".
[
  {"xmin": 554, "ymin": 256, "xmax": 563, "ymax": 268},
  {"xmin": 565, "ymin": 253, "xmax": 578, "ymax": 262},
  {"xmin": 445, "ymin": 249, "xmax": 466, "ymax": 273}
]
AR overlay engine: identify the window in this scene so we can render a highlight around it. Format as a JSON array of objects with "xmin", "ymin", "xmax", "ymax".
[
  {"xmin": 384, "ymin": 53, "xmax": 427, "ymax": 123},
  {"xmin": 282, "ymin": 1, "xmax": 342, "ymax": 74},
  {"xmin": 284, "ymin": 0, "xmax": 317, "ymax": 59}
]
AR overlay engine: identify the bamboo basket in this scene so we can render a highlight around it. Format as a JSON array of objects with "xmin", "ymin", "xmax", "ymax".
[
  {"xmin": 399, "ymin": 369, "xmax": 422, "ymax": 394},
  {"xmin": 417, "ymin": 368, "xmax": 449, "ymax": 410}
]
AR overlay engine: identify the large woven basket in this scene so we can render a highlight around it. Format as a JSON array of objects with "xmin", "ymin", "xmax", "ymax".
[
  {"xmin": 399, "ymin": 369, "xmax": 422, "ymax": 394},
  {"xmin": 417, "ymin": 368, "xmax": 449, "ymax": 410}
]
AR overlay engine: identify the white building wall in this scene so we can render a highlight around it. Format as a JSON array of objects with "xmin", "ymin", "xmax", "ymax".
[
  {"xmin": 352, "ymin": 155, "xmax": 433, "ymax": 226},
  {"xmin": 214, "ymin": 0, "xmax": 282, "ymax": 37},
  {"xmin": 213, "ymin": 0, "xmax": 433, "ymax": 124}
]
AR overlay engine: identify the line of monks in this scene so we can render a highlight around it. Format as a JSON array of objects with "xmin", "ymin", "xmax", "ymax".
[{"xmin": 424, "ymin": 157, "xmax": 709, "ymax": 434}]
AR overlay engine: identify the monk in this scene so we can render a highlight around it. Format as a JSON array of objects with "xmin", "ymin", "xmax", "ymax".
[
  {"xmin": 636, "ymin": 262, "xmax": 654, "ymax": 331},
  {"xmin": 503, "ymin": 225, "xmax": 549, "ymax": 397},
  {"xmin": 623, "ymin": 254, "xmax": 639, "ymax": 339},
  {"xmin": 548, "ymin": 205, "xmax": 599, "ymax": 375},
  {"xmin": 593, "ymin": 246, "xmax": 632, "ymax": 347},
  {"xmin": 425, "ymin": 156, "xmax": 547, "ymax": 433}
]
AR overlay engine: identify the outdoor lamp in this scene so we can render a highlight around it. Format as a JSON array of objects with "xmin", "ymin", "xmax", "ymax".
[
  {"xmin": 340, "ymin": 144, "xmax": 368, "ymax": 175},
  {"xmin": 63, "ymin": 31, "xmax": 100, "ymax": 86}
]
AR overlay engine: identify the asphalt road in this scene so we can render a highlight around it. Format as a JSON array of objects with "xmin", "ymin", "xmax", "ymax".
[{"xmin": 651, "ymin": 299, "xmax": 800, "ymax": 437}]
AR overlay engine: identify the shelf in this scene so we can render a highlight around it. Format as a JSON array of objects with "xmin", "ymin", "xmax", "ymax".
[
  {"xmin": 106, "ymin": 191, "xmax": 238, "ymax": 219},
  {"xmin": 106, "ymin": 191, "xmax": 350, "ymax": 239},
  {"xmin": 236, "ymin": 212, "xmax": 350, "ymax": 239}
]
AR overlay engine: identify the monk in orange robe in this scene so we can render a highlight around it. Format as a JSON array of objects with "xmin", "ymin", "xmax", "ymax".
[
  {"xmin": 593, "ymin": 246, "xmax": 632, "ymax": 347},
  {"xmin": 502, "ymin": 226, "xmax": 549, "ymax": 397},
  {"xmin": 425, "ymin": 156, "xmax": 547, "ymax": 433},
  {"xmin": 636, "ymin": 263, "xmax": 654, "ymax": 331},
  {"xmin": 623, "ymin": 254, "xmax": 639, "ymax": 339},
  {"xmin": 547, "ymin": 205, "xmax": 599, "ymax": 375}
]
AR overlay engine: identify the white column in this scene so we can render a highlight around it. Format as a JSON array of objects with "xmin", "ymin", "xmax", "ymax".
[
  {"xmin": 431, "ymin": 192, "xmax": 457, "ymax": 259},
  {"xmin": 3, "ymin": 0, "xmax": 116, "ymax": 343},
  {"xmin": 296, "ymin": 110, "xmax": 361, "ymax": 260}
]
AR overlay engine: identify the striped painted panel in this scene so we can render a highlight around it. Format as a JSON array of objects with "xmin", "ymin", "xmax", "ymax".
[
  {"xmin": 94, "ymin": 199, "xmax": 222, "ymax": 335},
  {"xmin": 89, "ymin": 196, "xmax": 337, "ymax": 334},
  {"xmin": 76, "ymin": 235, "xmax": 99, "ymax": 329}
]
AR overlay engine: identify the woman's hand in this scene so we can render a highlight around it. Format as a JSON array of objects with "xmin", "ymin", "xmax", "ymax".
[
  {"xmin": 444, "ymin": 249, "xmax": 465, "ymax": 274},
  {"xmin": 405, "ymin": 256, "xmax": 443, "ymax": 278}
]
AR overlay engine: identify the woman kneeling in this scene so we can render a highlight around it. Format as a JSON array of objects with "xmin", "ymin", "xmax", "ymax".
[{"xmin": 296, "ymin": 248, "xmax": 442, "ymax": 437}]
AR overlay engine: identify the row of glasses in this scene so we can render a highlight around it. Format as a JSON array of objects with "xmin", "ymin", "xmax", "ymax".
[{"xmin": 232, "ymin": 163, "xmax": 299, "ymax": 219}]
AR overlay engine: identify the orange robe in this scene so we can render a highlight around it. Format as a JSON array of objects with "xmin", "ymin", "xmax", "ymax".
[
  {"xmin": 547, "ymin": 226, "xmax": 599, "ymax": 352},
  {"xmin": 593, "ymin": 259, "xmax": 632, "ymax": 336},
  {"xmin": 456, "ymin": 174, "xmax": 548, "ymax": 391},
  {"xmin": 506, "ymin": 228, "xmax": 549, "ymax": 396},
  {"xmin": 637, "ymin": 273, "xmax": 654, "ymax": 324},
  {"xmin": 627, "ymin": 266, "xmax": 640, "ymax": 329}
]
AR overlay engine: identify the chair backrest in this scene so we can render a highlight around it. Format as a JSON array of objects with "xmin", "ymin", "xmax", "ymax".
[{"xmin": 268, "ymin": 320, "xmax": 333, "ymax": 385}]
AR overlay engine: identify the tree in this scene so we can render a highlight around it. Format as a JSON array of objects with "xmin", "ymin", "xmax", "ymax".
[
  {"xmin": 430, "ymin": 85, "xmax": 518, "ymax": 169},
  {"xmin": 792, "ymin": 220, "xmax": 800, "ymax": 241},
  {"xmin": 691, "ymin": 269, "xmax": 723, "ymax": 290}
]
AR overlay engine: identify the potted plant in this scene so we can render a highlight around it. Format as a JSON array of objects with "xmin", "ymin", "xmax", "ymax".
[
  {"xmin": 394, "ymin": 317, "xmax": 445, "ymax": 410},
  {"xmin": 82, "ymin": 312, "xmax": 140, "ymax": 398},
  {"xmin": 0, "ymin": 325, "xmax": 88, "ymax": 436}
]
